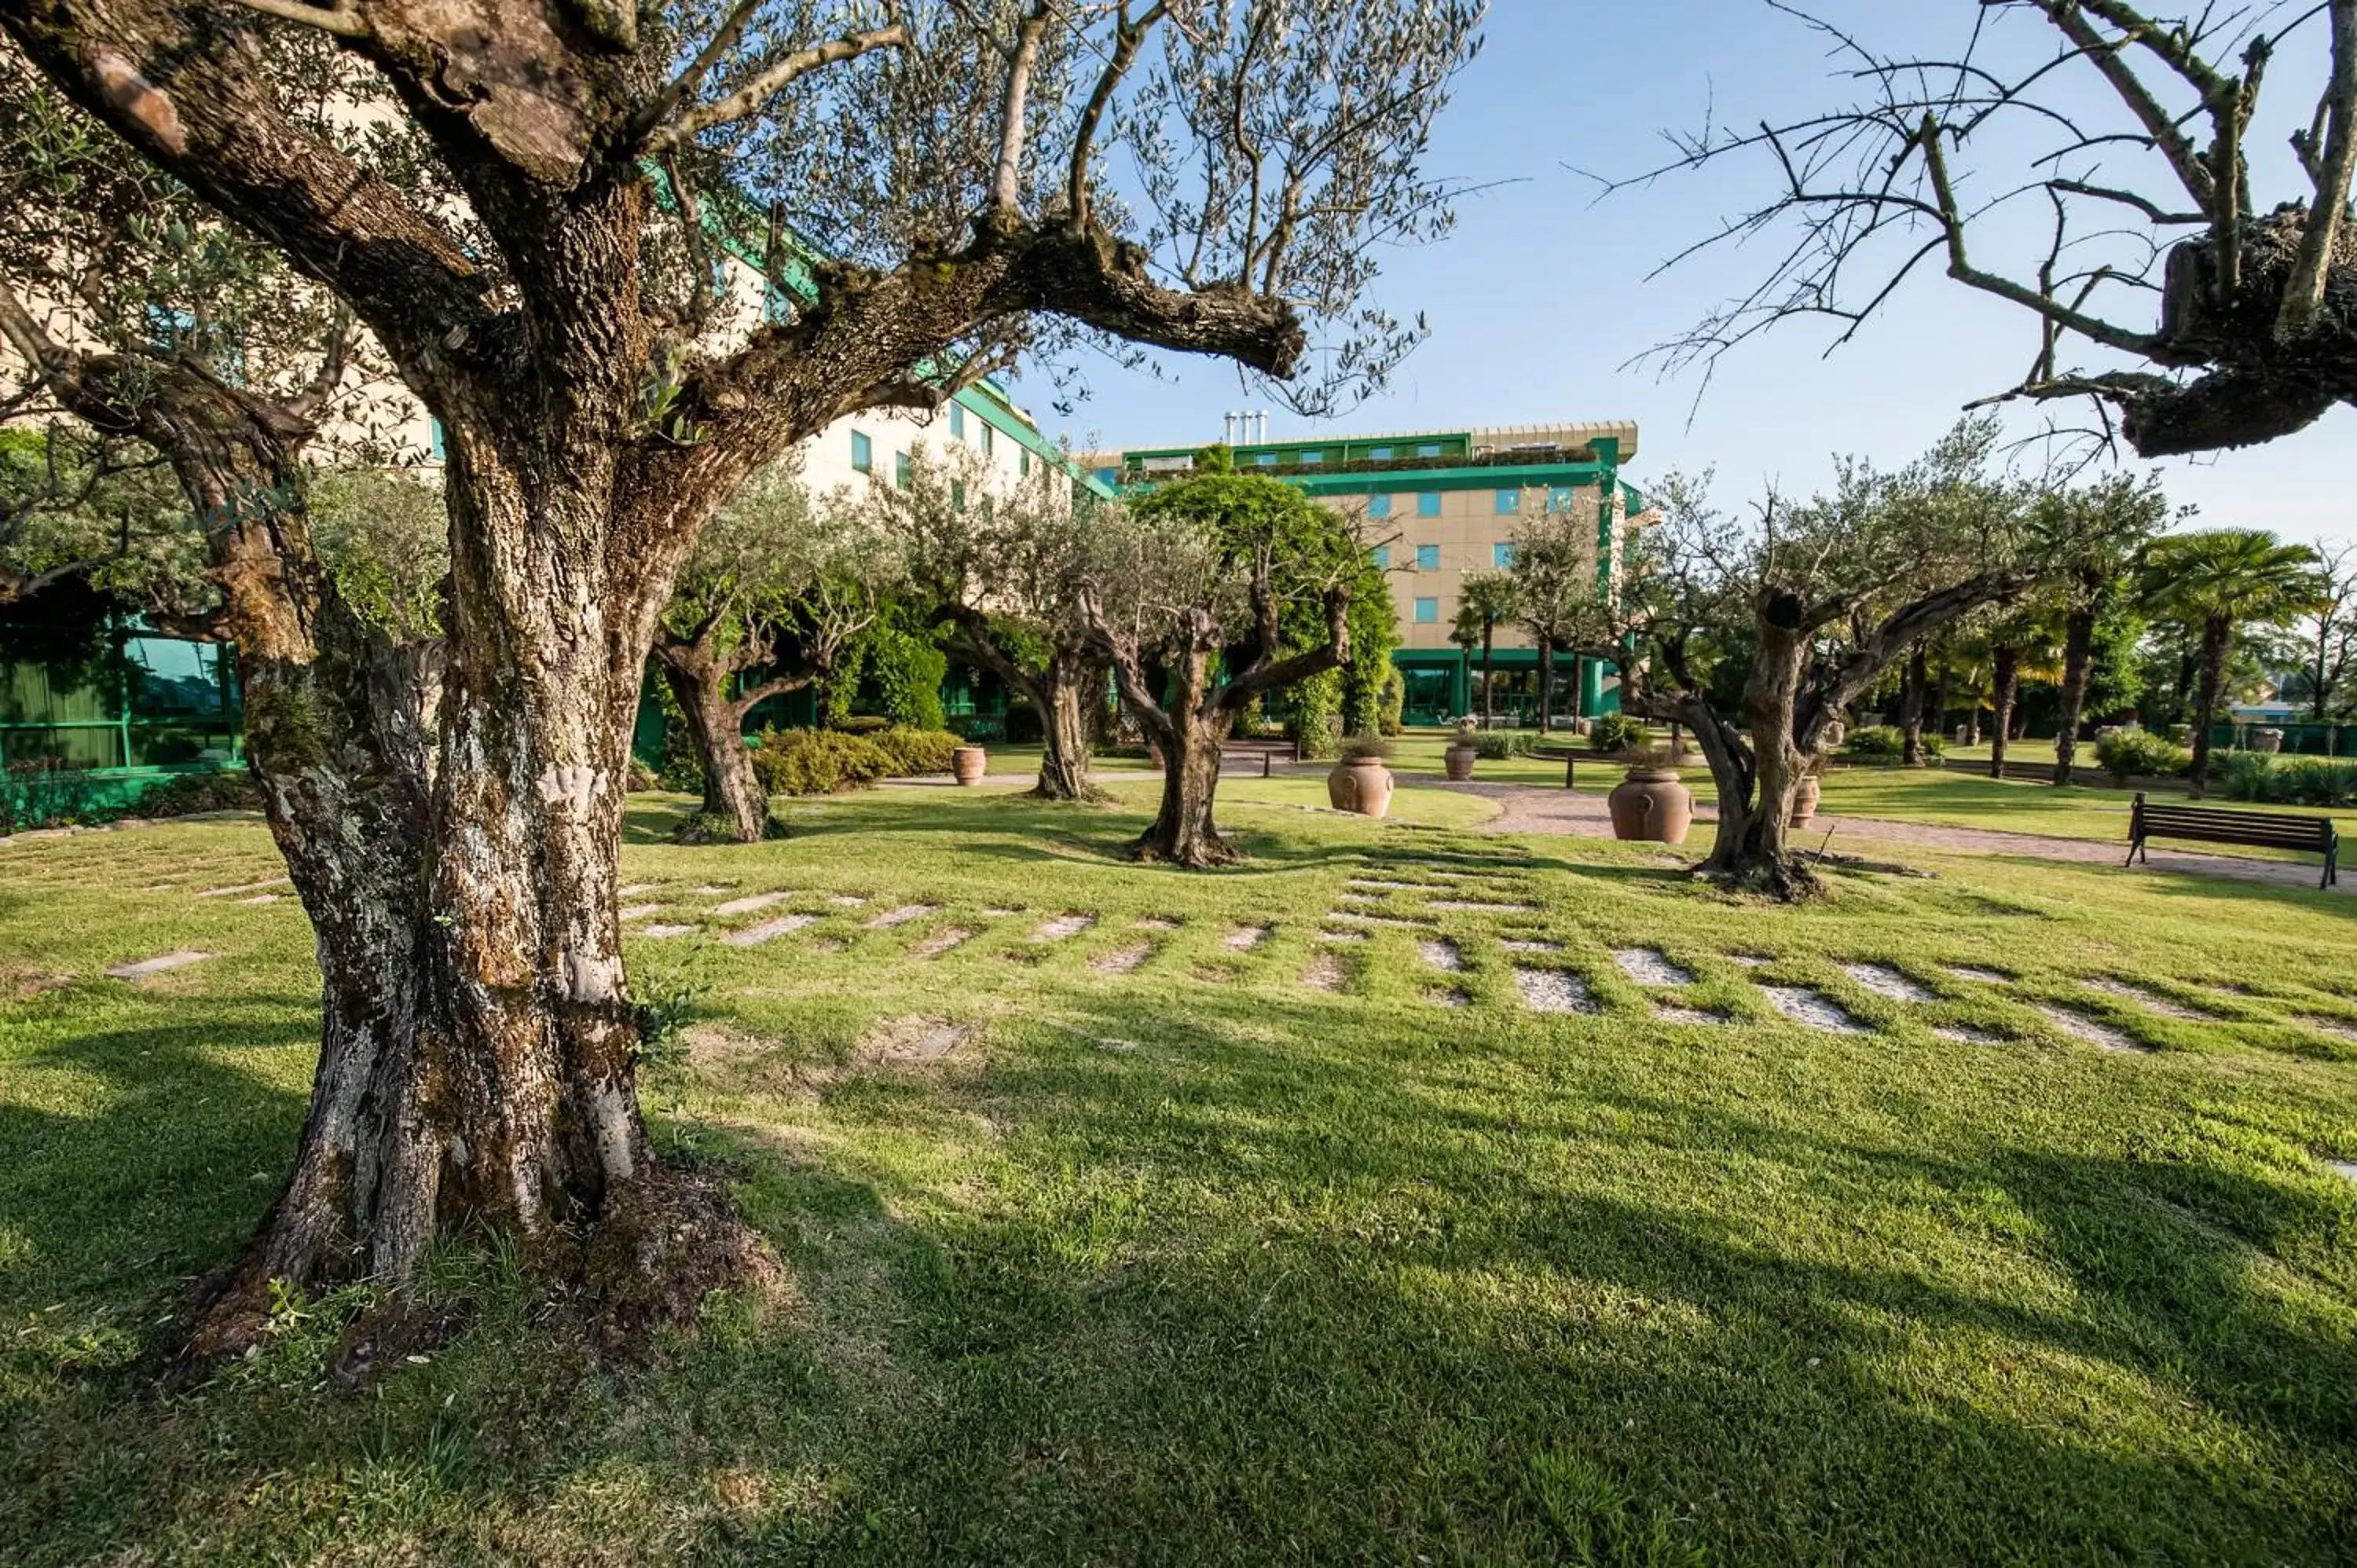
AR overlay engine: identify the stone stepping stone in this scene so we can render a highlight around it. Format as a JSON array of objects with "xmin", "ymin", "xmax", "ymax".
[
  {"xmin": 1223, "ymin": 925, "xmax": 1270, "ymax": 951},
  {"xmin": 857, "ymin": 1017, "xmax": 971, "ymax": 1066},
  {"xmin": 2036, "ymin": 1005, "xmax": 2150, "ymax": 1054},
  {"xmin": 1655, "ymin": 1002, "xmax": 1728, "ymax": 1026},
  {"xmin": 1316, "ymin": 928, "xmax": 1367, "ymax": 943},
  {"xmin": 1501, "ymin": 938, "xmax": 1563, "ymax": 953},
  {"xmin": 638, "ymin": 924, "xmax": 695, "ymax": 939},
  {"xmin": 1327, "ymin": 910, "xmax": 1436, "ymax": 929},
  {"xmin": 1761, "ymin": 986, "xmax": 1871, "ymax": 1034},
  {"xmin": 1728, "ymin": 954, "xmax": 1771, "ymax": 969},
  {"xmin": 712, "ymin": 892, "xmax": 790, "ymax": 917},
  {"xmin": 2329, "ymin": 1160, "xmax": 2357, "ymax": 1182},
  {"xmin": 1945, "ymin": 965, "xmax": 2014, "ymax": 985},
  {"xmin": 199, "ymin": 878, "xmax": 290, "ymax": 898},
  {"xmin": 691, "ymin": 885, "xmax": 734, "ymax": 895},
  {"xmin": 1350, "ymin": 877, "xmax": 1440, "ymax": 891},
  {"xmin": 618, "ymin": 903, "xmax": 665, "ymax": 921},
  {"xmin": 1303, "ymin": 953, "xmax": 1345, "ymax": 992},
  {"xmin": 2084, "ymin": 978, "xmax": 2209, "ymax": 1021},
  {"xmin": 107, "ymin": 951, "xmax": 211, "ymax": 979},
  {"xmin": 721, "ymin": 914, "xmax": 816, "ymax": 947},
  {"xmin": 2300, "ymin": 1015, "xmax": 2357, "ymax": 1044},
  {"xmin": 911, "ymin": 927, "xmax": 973, "ymax": 958},
  {"xmin": 1428, "ymin": 986, "xmax": 1472, "ymax": 1008},
  {"xmin": 1418, "ymin": 939, "xmax": 1464, "ymax": 972},
  {"xmin": 1934, "ymin": 1024, "xmax": 2005, "ymax": 1045},
  {"xmin": 236, "ymin": 894, "xmax": 283, "ymax": 906},
  {"xmin": 618, "ymin": 882, "xmax": 658, "ymax": 896},
  {"xmin": 984, "ymin": 907, "xmax": 1021, "ymax": 917},
  {"xmin": 1843, "ymin": 963, "xmax": 1934, "ymax": 1003},
  {"xmin": 828, "ymin": 894, "xmax": 867, "ymax": 907},
  {"xmin": 1430, "ymin": 899, "xmax": 1538, "ymax": 913},
  {"xmin": 1031, "ymin": 914, "xmax": 1094, "ymax": 942},
  {"xmin": 1613, "ymin": 948, "xmax": 1692, "ymax": 987},
  {"xmin": 1135, "ymin": 916, "xmax": 1182, "ymax": 931},
  {"xmin": 1514, "ymin": 968, "xmax": 1600, "ymax": 1014},
  {"xmin": 866, "ymin": 903, "xmax": 935, "ymax": 929},
  {"xmin": 1091, "ymin": 943, "xmax": 1153, "ymax": 974}
]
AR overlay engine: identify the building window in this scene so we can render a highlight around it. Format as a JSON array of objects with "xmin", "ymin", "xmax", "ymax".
[
  {"xmin": 1417, "ymin": 493, "xmax": 1442, "ymax": 518},
  {"xmin": 952, "ymin": 479, "xmax": 966, "ymax": 511},
  {"xmin": 762, "ymin": 281, "xmax": 794, "ymax": 324},
  {"xmin": 894, "ymin": 451, "xmax": 911, "ymax": 489},
  {"xmin": 1300, "ymin": 449, "xmax": 1324, "ymax": 465},
  {"xmin": 428, "ymin": 418, "xmax": 446, "ymax": 463},
  {"xmin": 981, "ymin": 423, "xmax": 995, "ymax": 456},
  {"xmin": 1367, "ymin": 493, "xmax": 1391, "ymax": 518},
  {"xmin": 1370, "ymin": 445, "xmax": 1393, "ymax": 460},
  {"xmin": 1020, "ymin": 449, "xmax": 1031, "ymax": 477},
  {"xmin": 1548, "ymin": 485, "xmax": 1575, "ymax": 511},
  {"xmin": 1494, "ymin": 542, "xmax": 1516, "ymax": 567},
  {"xmin": 1495, "ymin": 489, "xmax": 1519, "ymax": 515},
  {"xmin": 851, "ymin": 430, "xmax": 873, "ymax": 473},
  {"xmin": 1255, "ymin": 451, "xmax": 1278, "ymax": 467},
  {"xmin": 950, "ymin": 402, "xmax": 966, "ymax": 439},
  {"xmin": 1413, "ymin": 596, "xmax": 1439, "ymax": 624},
  {"xmin": 1094, "ymin": 467, "xmax": 1120, "ymax": 488},
  {"xmin": 1371, "ymin": 544, "xmax": 1390, "ymax": 567},
  {"xmin": 1415, "ymin": 544, "xmax": 1440, "ymax": 570},
  {"xmin": 1417, "ymin": 442, "xmax": 1442, "ymax": 457}
]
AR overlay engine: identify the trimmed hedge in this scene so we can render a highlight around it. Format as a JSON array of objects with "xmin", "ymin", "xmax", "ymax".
[
  {"xmin": 1840, "ymin": 724, "xmax": 1945, "ymax": 763},
  {"xmin": 748, "ymin": 726, "xmax": 966, "ymax": 796},
  {"xmin": 2216, "ymin": 750, "xmax": 2357, "ymax": 808},
  {"xmin": 2092, "ymin": 728, "xmax": 2190, "ymax": 784}
]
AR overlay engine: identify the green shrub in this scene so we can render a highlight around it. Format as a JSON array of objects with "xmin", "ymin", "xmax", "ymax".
[
  {"xmin": 1472, "ymin": 729, "xmax": 1540, "ymax": 760},
  {"xmin": 1376, "ymin": 664, "xmax": 1405, "ymax": 737},
  {"xmin": 1338, "ymin": 733, "xmax": 1394, "ymax": 763},
  {"xmin": 2, "ymin": 760, "xmax": 105, "ymax": 833},
  {"xmin": 2217, "ymin": 750, "xmax": 2357, "ymax": 807},
  {"xmin": 1838, "ymin": 724, "xmax": 1945, "ymax": 764},
  {"xmin": 835, "ymin": 714, "xmax": 891, "ymax": 734},
  {"xmin": 625, "ymin": 756, "xmax": 662, "ymax": 793},
  {"xmin": 1588, "ymin": 713, "xmax": 1649, "ymax": 754},
  {"xmin": 1286, "ymin": 670, "xmax": 1342, "ymax": 761},
  {"xmin": 866, "ymin": 727, "xmax": 963, "ymax": 777},
  {"xmin": 2092, "ymin": 727, "xmax": 2190, "ymax": 783},
  {"xmin": 750, "ymin": 727, "xmax": 893, "ymax": 795},
  {"xmin": 134, "ymin": 769, "xmax": 258, "ymax": 818}
]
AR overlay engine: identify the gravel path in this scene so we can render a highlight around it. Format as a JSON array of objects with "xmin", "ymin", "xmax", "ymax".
[{"xmin": 1419, "ymin": 778, "xmax": 2349, "ymax": 898}]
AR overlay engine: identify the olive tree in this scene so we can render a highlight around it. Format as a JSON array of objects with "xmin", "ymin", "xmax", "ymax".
[
  {"xmin": 872, "ymin": 444, "xmax": 1105, "ymax": 800},
  {"xmin": 1578, "ymin": 419, "xmax": 2044, "ymax": 899},
  {"xmin": 1076, "ymin": 463, "xmax": 1358, "ymax": 866},
  {"xmin": 1505, "ymin": 489, "xmax": 1607, "ymax": 732},
  {"xmin": 0, "ymin": 0, "xmax": 1482, "ymax": 1360},
  {"xmin": 1619, "ymin": 2, "xmax": 2357, "ymax": 457},
  {"xmin": 654, "ymin": 465, "xmax": 887, "ymax": 841}
]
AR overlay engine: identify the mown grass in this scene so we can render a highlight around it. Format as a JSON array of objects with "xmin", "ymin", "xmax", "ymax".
[{"xmin": 2, "ymin": 779, "xmax": 2355, "ymax": 1565}]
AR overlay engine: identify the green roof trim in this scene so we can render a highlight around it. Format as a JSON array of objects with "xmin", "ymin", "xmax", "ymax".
[{"xmin": 1120, "ymin": 460, "xmax": 1615, "ymax": 498}]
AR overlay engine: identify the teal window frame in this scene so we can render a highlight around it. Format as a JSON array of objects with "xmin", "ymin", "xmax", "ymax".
[
  {"xmin": 1494, "ymin": 542, "xmax": 1516, "ymax": 567},
  {"xmin": 1548, "ymin": 485, "xmax": 1575, "ymax": 511},
  {"xmin": 950, "ymin": 402, "xmax": 966, "ymax": 439},
  {"xmin": 1413, "ymin": 596, "xmax": 1440, "ymax": 624},
  {"xmin": 1370, "ymin": 445, "xmax": 1393, "ymax": 460},
  {"xmin": 981, "ymin": 423, "xmax": 995, "ymax": 456},
  {"xmin": 893, "ymin": 451, "xmax": 912, "ymax": 489},
  {"xmin": 1366, "ymin": 493, "xmax": 1391, "ymax": 518},
  {"xmin": 1415, "ymin": 544, "xmax": 1440, "ymax": 570},
  {"xmin": 850, "ymin": 430, "xmax": 873, "ymax": 473},
  {"xmin": 1371, "ymin": 544, "xmax": 1390, "ymax": 566},
  {"xmin": 1416, "ymin": 442, "xmax": 1442, "ymax": 457},
  {"xmin": 1255, "ymin": 451, "xmax": 1278, "ymax": 467},
  {"xmin": 428, "ymin": 418, "xmax": 447, "ymax": 463},
  {"xmin": 1417, "ymin": 493, "xmax": 1442, "ymax": 518},
  {"xmin": 1495, "ymin": 489, "xmax": 1519, "ymax": 515}
]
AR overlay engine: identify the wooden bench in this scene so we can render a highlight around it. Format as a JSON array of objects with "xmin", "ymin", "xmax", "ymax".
[
  {"xmin": 2128, "ymin": 793, "xmax": 2340, "ymax": 889},
  {"xmin": 1219, "ymin": 738, "xmax": 1299, "ymax": 778}
]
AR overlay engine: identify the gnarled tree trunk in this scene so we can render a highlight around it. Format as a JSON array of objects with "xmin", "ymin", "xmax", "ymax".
[
  {"xmin": 1033, "ymin": 649, "xmax": 1104, "ymax": 800},
  {"xmin": 1138, "ymin": 705, "xmax": 1237, "ymax": 866},
  {"xmin": 1695, "ymin": 609, "xmax": 1819, "ymax": 899},
  {"xmin": 1988, "ymin": 644, "xmax": 2021, "ymax": 779},
  {"xmin": 653, "ymin": 641, "xmax": 771, "ymax": 843}
]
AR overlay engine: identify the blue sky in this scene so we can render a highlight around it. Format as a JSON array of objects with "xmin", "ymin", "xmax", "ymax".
[{"xmin": 1033, "ymin": 2, "xmax": 2354, "ymax": 551}]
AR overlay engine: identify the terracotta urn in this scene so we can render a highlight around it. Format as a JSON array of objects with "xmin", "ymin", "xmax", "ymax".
[
  {"xmin": 1789, "ymin": 772, "xmax": 1822, "ymax": 827},
  {"xmin": 951, "ymin": 746, "xmax": 988, "ymax": 786},
  {"xmin": 1327, "ymin": 756, "xmax": 1395, "ymax": 818},
  {"xmin": 1607, "ymin": 766, "xmax": 1692, "ymax": 844},
  {"xmin": 1443, "ymin": 739, "xmax": 1477, "ymax": 781}
]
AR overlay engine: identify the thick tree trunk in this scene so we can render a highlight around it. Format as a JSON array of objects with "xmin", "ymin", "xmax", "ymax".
[
  {"xmin": 2188, "ymin": 615, "xmax": 2232, "ymax": 794},
  {"xmin": 1698, "ymin": 614, "xmax": 1818, "ymax": 899},
  {"xmin": 2054, "ymin": 608, "xmax": 2096, "ymax": 786},
  {"xmin": 654, "ymin": 643, "xmax": 769, "ymax": 842},
  {"xmin": 1929, "ymin": 667, "xmax": 1954, "ymax": 752},
  {"xmin": 1479, "ymin": 625, "xmax": 1495, "ymax": 727},
  {"xmin": 1899, "ymin": 646, "xmax": 1930, "ymax": 765},
  {"xmin": 1538, "ymin": 639, "xmax": 1555, "ymax": 732},
  {"xmin": 1139, "ymin": 711, "xmax": 1236, "ymax": 866},
  {"xmin": 1032, "ymin": 651, "xmax": 1104, "ymax": 801},
  {"xmin": 1988, "ymin": 645, "xmax": 2021, "ymax": 779}
]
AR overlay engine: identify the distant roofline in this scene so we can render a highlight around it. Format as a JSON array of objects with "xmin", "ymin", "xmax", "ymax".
[{"xmin": 1105, "ymin": 419, "xmax": 1639, "ymax": 465}]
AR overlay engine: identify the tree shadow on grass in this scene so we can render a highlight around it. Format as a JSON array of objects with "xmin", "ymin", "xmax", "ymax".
[{"xmin": 5, "ymin": 976, "xmax": 2353, "ymax": 1564}]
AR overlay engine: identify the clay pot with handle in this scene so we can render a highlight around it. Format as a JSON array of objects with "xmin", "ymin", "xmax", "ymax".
[
  {"xmin": 1789, "ymin": 772, "xmax": 1821, "ymax": 827},
  {"xmin": 1607, "ymin": 766, "xmax": 1692, "ymax": 844},
  {"xmin": 951, "ymin": 746, "xmax": 988, "ymax": 786},
  {"xmin": 1327, "ymin": 754, "xmax": 1395, "ymax": 818}
]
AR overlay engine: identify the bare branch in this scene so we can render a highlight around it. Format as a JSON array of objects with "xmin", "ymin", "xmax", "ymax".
[
  {"xmin": 643, "ymin": 23, "xmax": 911, "ymax": 153},
  {"xmin": 2280, "ymin": 0, "xmax": 2357, "ymax": 338}
]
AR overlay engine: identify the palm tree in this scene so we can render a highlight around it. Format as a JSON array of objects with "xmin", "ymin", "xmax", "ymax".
[
  {"xmin": 2139, "ymin": 530, "xmax": 2326, "ymax": 793},
  {"xmin": 1457, "ymin": 572, "xmax": 1520, "ymax": 727}
]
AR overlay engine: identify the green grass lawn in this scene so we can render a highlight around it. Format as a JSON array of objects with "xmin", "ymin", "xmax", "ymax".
[{"xmin": 4, "ymin": 781, "xmax": 2356, "ymax": 1564}]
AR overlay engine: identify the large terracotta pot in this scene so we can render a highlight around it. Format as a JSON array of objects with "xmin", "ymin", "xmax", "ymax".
[
  {"xmin": 1327, "ymin": 757, "xmax": 1395, "ymax": 818},
  {"xmin": 1443, "ymin": 742, "xmax": 1477, "ymax": 782},
  {"xmin": 951, "ymin": 746, "xmax": 988, "ymax": 786},
  {"xmin": 1607, "ymin": 767, "xmax": 1692, "ymax": 844},
  {"xmin": 2254, "ymin": 727, "xmax": 2285, "ymax": 754},
  {"xmin": 1790, "ymin": 773, "xmax": 1822, "ymax": 827}
]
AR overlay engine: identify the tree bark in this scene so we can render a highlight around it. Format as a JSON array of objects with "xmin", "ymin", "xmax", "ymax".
[
  {"xmin": 1140, "ymin": 709, "xmax": 1237, "ymax": 866},
  {"xmin": 1899, "ymin": 645, "xmax": 1930, "ymax": 765},
  {"xmin": 1479, "ymin": 621, "xmax": 1495, "ymax": 726},
  {"xmin": 1988, "ymin": 644, "xmax": 2022, "ymax": 779},
  {"xmin": 2188, "ymin": 614, "xmax": 2233, "ymax": 794},
  {"xmin": 1033, "ymin": 650, "xmax": 1103, "ymax": 801},
  {"xmin": 1537, "ymin": 638, "xmax": 1556, "ymax": 733},
  {"xmin": 1696, "ymin": 614, "xmax": 1818, "ymax": 899},
  {"xmin": 2054, "ymin": 606, "xmax": 2096, "ymax": 786},
  {"xmin": 653, "ymin": 643, "xmax": 770, "ymax": 842}
]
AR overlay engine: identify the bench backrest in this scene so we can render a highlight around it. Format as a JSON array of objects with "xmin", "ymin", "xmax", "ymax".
[{"xmin": 2133, "ymin": 793, "xmax": 2335, "ymax": 849}]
